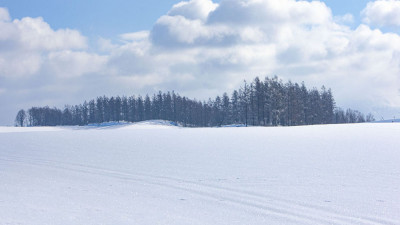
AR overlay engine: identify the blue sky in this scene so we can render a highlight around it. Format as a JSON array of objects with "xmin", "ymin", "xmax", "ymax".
[
  {"xmin": 0, "ymin": 0, "xmax": 192, "ymax": 38},
  {"xmin": 0, "ymin": 0, "xmax": 400, "ymax": 125},
  {"xmin": 324, "ymin": 0, "xmax": 370, "ymax": 15},
  {"xmin": 0, "ymin": 0, "xmax": 371, "ymax": 38}
]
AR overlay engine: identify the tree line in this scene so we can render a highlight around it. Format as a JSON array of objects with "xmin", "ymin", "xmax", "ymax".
[{"xmin": 15, "ymin": 76, "xmax": 374, "ymax": 127}]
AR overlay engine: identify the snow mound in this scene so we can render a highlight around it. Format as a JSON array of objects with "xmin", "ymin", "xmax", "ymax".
[
  {"xmin": 0, "ymin": 120, "xmax": 180, "ymax": 132},
  {"xmin": 120, "ymin": 120, "xmax": 180, "ymax": 129},
  {"xmin": 85, "ymin": 121, "xmax": 132, "ymax": 129},
  {"xmin": 86, "ymin": 120, "xmax": 180, "ymax": 130}
]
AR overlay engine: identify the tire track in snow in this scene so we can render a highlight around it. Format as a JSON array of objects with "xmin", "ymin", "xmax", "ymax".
[
  {"xmin": 0, "ymin": 157, "xmax": 339, "ymax": 224},
  {"xmin": 1, "ymin": 156, "xmax": 397, "ymax": 225}
]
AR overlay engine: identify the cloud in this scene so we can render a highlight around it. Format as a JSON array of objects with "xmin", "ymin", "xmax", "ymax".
[
  {"xmin": 2, "ymin": 0, "xmax": 400, "ymax": 125},
  {"xmin": 334, "ymin": 13, "xmax": 354, "ymax": 24},
  {"xmin": 0, "ymin": 8, "xmax": 88, "ymax": 79},
  {"xmin": 0, "ymin": 7, "xmax": 102, "ymax": 125},
  {"xmin": 140, "ymin": 0, "xmax": 400, "ymax": 117},
  {"xmin": 1, "ymin": 16, "xmax": 86, "ymax": 52},
  {"xmin": 119, "ymin": 31, "xmax": 150, "ymax": 42},
  {"xmin": 0, "ymin": 7, "xmax": 10, "ymax": 22},
  {"xmin": 151, "ymin": 0, "xmax": 333, "ymax": 48},
  {"xmin": 168, "ymin": 0, "xmax": 218, "ymax": 21},
  {"xmin": 44, "ymin": 51, "xmax": 107, "ymax": 78},
  {"xmin": 208, "ymin": 0, "xmax": 332, "ymax": 26},
  {"xmin": 362, "ymin": 0, "xmax": 400, "ymax": 27}
]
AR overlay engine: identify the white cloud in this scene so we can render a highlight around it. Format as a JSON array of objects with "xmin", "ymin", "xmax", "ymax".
[
  {"xmin": 2, "ymin": 1, "xmax": 400, "ymax": 125},
  {"xmin": 362, "ymin": 0, "xmax": 400, "ymax": 27},
  {"xmin": 151, "ymin": 0, "xmax": 335, "ymax": 48},
  {"xmin": 168, "ymin": 0, "xmax": 218, "ymax": 21},
  {"xmin": 2, "ymin": 16, "xmax": 87, "ymax": 52},
  {"xmin": 350, "ymin": 24, "xmax": 400, "ymax": 51},
  {"xmin": 44, "ymin": 51, "xmax": 107, "ymax": 78},
  {"xmin": 0, "ymin": 7, "xmax": 10, "ymax": 22},
  {"xmin": 119, "ymin": 31, "xmax": 150, "ymax": 42},
  {"xmin": 334, "ymin": 13, "xmax": 354, "ymax": 24},
  {"xmin": 0, "ymin": 8, "xmax": 88, "ymax": 79},
  {"xmin": 151, "ymin": 15, "xmax": 235, "ymax": 47},
  {"xmin": 208, "ymin": 0, "xmax": 332, "ymax": 26},
  {"xmin": 0, "ymin": 51, "xmax": 42, "ymax": 77},
  {"xmin": 14, "ymin": 17, "xmax": 86, "ymax": 51},
  {"xmin": 97, "ymin": 38, "xmax": 118, "ymax": 52}
]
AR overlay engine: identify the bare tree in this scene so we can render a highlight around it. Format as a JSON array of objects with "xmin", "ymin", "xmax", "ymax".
[{"xmin": 15, "ymin": 109, "xmax": 26, "ymax": 127}]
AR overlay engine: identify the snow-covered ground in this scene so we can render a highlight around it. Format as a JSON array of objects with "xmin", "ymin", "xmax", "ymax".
[{"xmin": 0, "ymin": 121, "xmax": 399, "ymax": 225}]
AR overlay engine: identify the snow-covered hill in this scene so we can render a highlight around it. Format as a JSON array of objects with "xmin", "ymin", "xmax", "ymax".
[{"xmin": 0, "ymin": 122, "xmax": 399, "ymax": 225}]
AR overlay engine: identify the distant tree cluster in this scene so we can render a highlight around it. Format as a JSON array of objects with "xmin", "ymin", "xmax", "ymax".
[{"xmin": 15, "ymin": 76, "xmax": 374, "ymax": 127}]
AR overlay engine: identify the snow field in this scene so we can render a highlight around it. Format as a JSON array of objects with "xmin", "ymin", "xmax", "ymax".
[{"xmin": 0, "ymin": 122, "xmax": 399, "ymax": 224}]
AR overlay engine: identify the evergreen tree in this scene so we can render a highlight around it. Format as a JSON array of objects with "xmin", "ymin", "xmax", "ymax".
[
  {"xmin": 128, "ymin": 96, "xmax": 137, "ymax": 122},
  {"xmin": 121, "ymin": 96, "xmax": 129, "ymax": 121},
  {"xmin": 144, "ymin": 95, "xmax": 152, "ymax": 120},
  {"xmin": 231, "ymin": 90, "xmax": 240, "ymax": 124},
  {"xmin": 222, "ymin": 92, "xmax": 231, "ymax": 125},
  {"xmin": 18, "ymin": 76, "xmax": 373, "ymax": 127},
  {"xmin": 137, "ymin": 96, "xmax": 144, "ymax": 121}
]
